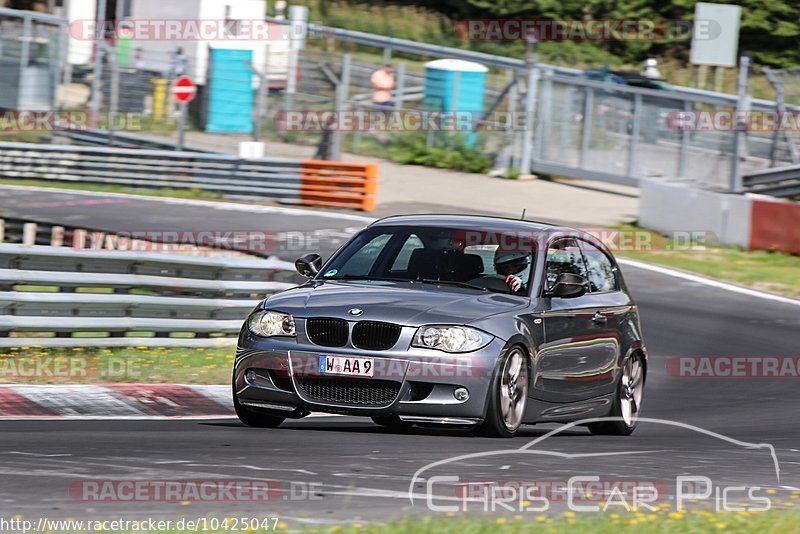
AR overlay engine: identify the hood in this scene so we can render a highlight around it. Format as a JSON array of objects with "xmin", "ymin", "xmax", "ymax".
[{"xmin": 263, "ymin": 280, "xmax": 528, "ymax": 326}]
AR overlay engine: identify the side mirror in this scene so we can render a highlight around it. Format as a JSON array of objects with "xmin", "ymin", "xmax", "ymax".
[
  {"xmin": 295, "ymin": 253, "xmax": 322, "ymax": 278},
  {"xmin": 546, "ymin": 273, "xmax": 588, "ymax": 298}
]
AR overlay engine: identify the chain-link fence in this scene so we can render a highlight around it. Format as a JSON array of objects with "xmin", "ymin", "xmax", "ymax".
[{"xmin": 1, "ymin": 8, "xmax": 793, "ymax": 194}]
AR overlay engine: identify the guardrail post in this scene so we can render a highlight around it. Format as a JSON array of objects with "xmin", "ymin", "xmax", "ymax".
[
  {"xmin": 22, "ymin": 223, "xmax": 37, "ymax": 246},
  {"xmin": 51, "ymin": 226, "xmax": 65, "ymax": 247},
  {"xmin": 72, "ymin": 229, "xmax": 87, "ymax": 249}
]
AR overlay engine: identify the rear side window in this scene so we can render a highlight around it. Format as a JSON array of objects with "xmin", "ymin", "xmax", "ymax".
[
  {"xmin": 580, "ymin": 241, "xmax": 618, "ymax": 293},
  {"xmin": 544, "ymin": 239, "xmax": 587, "ymax": 291}
]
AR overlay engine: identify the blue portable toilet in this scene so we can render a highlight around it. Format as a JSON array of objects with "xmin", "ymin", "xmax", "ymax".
[
  {"xmin": 423, "ymin": 59, "xmax": 488, "ymax": 136},
  {"xmin": 206, "ymin": 48, "xmax": 255, "ymax": 133}
]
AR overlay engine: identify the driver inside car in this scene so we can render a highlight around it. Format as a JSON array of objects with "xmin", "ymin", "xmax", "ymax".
[
  {"xmin": 466, "ymin": 248, "xmax": 531, "ymax": 294},
  {"xmin": 493, "ymin": 249, "xmax": 530, "ymax": 293}
]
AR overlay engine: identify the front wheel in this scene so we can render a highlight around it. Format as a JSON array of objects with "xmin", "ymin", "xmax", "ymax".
[
  {"xmin": 476, "ymin": 347, "xmax": 529, "ymax": 438},
  {"xmin": 588, "ymin": 352, "xmax": 645, "ymax": 436},
  {"xmin": 371, "ymin": 415, "xmax": 411, "ymax": 430},
  {"xmin": 232, "ymin": 377, "xmax": 285, "ymax": 428}
]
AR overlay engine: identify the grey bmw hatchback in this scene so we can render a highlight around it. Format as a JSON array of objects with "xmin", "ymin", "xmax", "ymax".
[{"xmin": 233, "ymin": 215, "xmax": 647, "ymax": 437}]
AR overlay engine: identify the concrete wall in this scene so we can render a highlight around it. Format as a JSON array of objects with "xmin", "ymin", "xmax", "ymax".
[
  {"xmin": 639, "ymin": 180, "xmax": 751, "ymax": 249},
  {"xmin": 639, "ymin": 180, "xmax": 800, "ymax": 254}
]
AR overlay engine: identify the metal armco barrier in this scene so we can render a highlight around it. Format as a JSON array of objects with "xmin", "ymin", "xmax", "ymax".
[
  {"xmin": 0, "ymin": 243, "xmax": 297, "ymax": 347},
  {"xmin": 743, "ymin": 164, "xmax": 800, "ymax": 198},
  {"xmin": 0, "ymin": 142, "xmax": 378, "ymax": 212}
]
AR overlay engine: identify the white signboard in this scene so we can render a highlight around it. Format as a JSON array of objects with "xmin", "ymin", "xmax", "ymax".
[{"xmin": 690, "ymin": 3, "xmax": 741, "ymax": 67}]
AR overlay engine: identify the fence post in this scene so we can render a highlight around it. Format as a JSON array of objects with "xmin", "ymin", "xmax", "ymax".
[
  {"xmin": 108, "ymin": 0, "xmax": 124, "ymax": 146},
  {"xmin": 731, "ymin": 55, "xmax": 750, "ymax": 193},
  {"xmin": 89, "ymin": 0, "xmax": 108, "ymax": 128},
  {"xmin": 394, "ymin": 62, "xmax": 406, "ymax": 111},
  {"xmin": 519, "ymin": 65, "xmax": 539, "ymax": 176},
  {"xmin": 254, "ymin": 44, "xmax": 271, "ymax": 142},
  {"xmin": 329, "ymin": 53, "xmax": 351, "ymax": 161},
  {"xmin": 627, "ymin": 94, "xmax": 642, "ymax": 178},
  {"xmin": 579, "ymin": 88, "xmax": 594, "ymax": 168}
]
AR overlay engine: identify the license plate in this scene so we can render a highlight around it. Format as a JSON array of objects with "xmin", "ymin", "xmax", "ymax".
[{"xmin": 318, "ymin": 355, "xmax": 374, "ymax": 377}]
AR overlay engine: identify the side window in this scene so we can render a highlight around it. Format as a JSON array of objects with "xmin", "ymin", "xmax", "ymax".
[
  {"xmin": 339, "ymin": 233, "xmax": 392, "ymax": 276},
  {"xmin": 390, "ymin": 234, "xmax": 424, "ymax": 271},
  {"xmin": 545, "ymin": 239, "xmax": 588, "ymax": 290},
  {"xmin": 581, "ymin": 241, "xmax": 617, "ymax": 293}
]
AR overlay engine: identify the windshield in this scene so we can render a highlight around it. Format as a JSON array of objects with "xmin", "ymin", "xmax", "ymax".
[{"xmin": 318, "ymin": 225, "xmax": 535, "ymax": 295}]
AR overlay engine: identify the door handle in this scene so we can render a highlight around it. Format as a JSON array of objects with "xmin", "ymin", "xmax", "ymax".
[{"xmin": 592, "ymin": 312, "xmax": 607, "ymax": 325}]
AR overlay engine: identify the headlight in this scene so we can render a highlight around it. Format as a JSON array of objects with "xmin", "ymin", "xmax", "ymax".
[
  {"xmin": 247, "ymin": 310, "xmax": 296, "ymax": 337},
  {"xmin": 412, "ymin": 325, "xmax": 493, "ymax": 353}
]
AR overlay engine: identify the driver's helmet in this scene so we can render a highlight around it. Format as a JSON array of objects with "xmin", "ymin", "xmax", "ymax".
[
  {"xmin": 644, "ymin": 58, "xmax": 658, "ymax": 68},
  {"xmin": 494, "ymin": 249, "xmax": 530, "ymax": 271}
]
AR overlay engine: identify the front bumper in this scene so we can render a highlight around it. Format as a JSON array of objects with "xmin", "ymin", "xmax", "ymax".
[{"xmin": 233, "ymin": 333, "xmax": 506, "ymax": 423}]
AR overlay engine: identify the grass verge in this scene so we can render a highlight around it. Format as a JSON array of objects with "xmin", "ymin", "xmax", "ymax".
[
  {"xmin": 33, "ymin": 509, "xmax": 800, "ymax": 533},
  {"xmin": 0, "ymin": 178, "xmax": 220, "ymax": 200},
  {"xmin": 0, "ymin": 346, "xmax": 233, "ymax": 384},
  {"xmin": 614, "ymin": 224, "xmax": 800, "ymax": 298}
]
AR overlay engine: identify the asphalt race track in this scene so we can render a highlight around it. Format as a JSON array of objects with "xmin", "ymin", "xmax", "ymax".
[{"xmin": 1, "ymin": 189, "xmax": 799, "ymax": 524}]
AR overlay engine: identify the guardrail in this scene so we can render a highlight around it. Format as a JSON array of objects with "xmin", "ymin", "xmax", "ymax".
[
  {"xmin": 0, "ymin": 243, "xmax": 298, "ymax": 347},
  {"xmin": 52, "ymin": 128, "xmax": 217, "ymax": 153},
  {"xmin": 0, "ymin": 142, "xmax": 378, "ymax": 212},
  {"xmin": 743, "ymin": 165, "xmax": 800, "ymax": 198}
]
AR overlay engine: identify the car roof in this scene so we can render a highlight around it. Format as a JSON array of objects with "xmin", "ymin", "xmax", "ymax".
[
  {"xmin": 369, "ymin": 214, "xmax": 575, "ymax": 234},
  {"xmin": 367, "ymin": 214, "xmax": 616, "ymax": 257}
]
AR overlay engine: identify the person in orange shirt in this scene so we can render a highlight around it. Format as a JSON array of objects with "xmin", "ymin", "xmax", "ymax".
[{"xmin": 371, "ymin": 64, "xmax": 395, "ymax": 107}]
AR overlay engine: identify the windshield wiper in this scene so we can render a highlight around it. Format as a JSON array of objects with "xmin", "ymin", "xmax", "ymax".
[
  {"xmin": 328, "ymin": 274, "xmax": 412, "ymax": 283},
  {"xmin": 418, "ymin": 278, "xmax": 488, "ymax": 292}
]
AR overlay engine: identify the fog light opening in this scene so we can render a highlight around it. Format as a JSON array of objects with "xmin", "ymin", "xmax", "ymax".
[
  {"xmin": 245, "ymin": 369, "xmax": 258, "ymax": 383},
  {"xmin": 453, "ymin": 387, "xmax": 469, "ymax": 402}
]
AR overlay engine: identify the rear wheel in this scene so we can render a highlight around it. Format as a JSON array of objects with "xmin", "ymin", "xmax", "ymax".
[
  {"xmin": 476, "ymin": 347, "xmax": 529, "ymax": 438},
  {"xmin": 588, "ymin": 352, "xmax": 645, "ymax": 436}
]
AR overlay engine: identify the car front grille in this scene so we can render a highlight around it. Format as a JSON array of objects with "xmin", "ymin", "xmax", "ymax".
[
  {"xmin": 352, "ymin": 321, "xmax": 401, "ymax": 351},
  {"xmin": 295, "ymin": 376, "xmax": 400, "ymax": 407},
  {"xmin": 306, "ymin": 318, "xmax": 348, "ymax": 347}
]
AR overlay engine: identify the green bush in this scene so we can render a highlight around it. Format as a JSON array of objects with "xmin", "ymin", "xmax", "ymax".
[{"xmin": 388, "ymin": 133, "xmax": 492, "ymax": 173}]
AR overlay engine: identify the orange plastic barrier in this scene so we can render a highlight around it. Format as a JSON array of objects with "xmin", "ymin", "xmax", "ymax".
[{"xmin": 299, "ymin": 160, "xmax": 378, "ymax": 212}]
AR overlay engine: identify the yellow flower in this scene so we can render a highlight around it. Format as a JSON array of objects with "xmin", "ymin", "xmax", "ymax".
[
  {"xmin": 716, "ymin": 523, "xmax": 727, "ymax": 529},
  {"xmin": 564, "ymin": 511, "xmax": 575, "ymax": 518},
  {"xmin": 496, "ymin": 517, "xmax": 507, "ymax": 525}
]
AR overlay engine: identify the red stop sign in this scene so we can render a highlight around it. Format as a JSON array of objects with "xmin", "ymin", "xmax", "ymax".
[{"xmin": 172, "ymin": 75, "xmax": 197, "ymax": 103}]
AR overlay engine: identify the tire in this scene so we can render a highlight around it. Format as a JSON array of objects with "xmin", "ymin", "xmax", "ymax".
[
  {"xmin": 371, "ymin": 415, "xmax": 411, "ymax": 429},
  {"xmin": 588, "ymin": 352, "xmax": 645, "ymax": 436},
  {"xmin": 232, "ymin": 378, "xmax": 285, "ymax": 428},
  {"xmin": 476, "ymin": 346, "xmax": 529, "ymax": 438}
]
